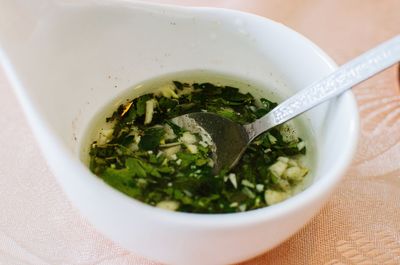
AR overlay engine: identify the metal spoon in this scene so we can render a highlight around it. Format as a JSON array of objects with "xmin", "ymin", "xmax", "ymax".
[{"xmin": 172, "ymin": 35, "xmax": 400, "ymax": 173}]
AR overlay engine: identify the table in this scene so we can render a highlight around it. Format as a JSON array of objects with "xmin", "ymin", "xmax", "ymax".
[{"xmin": 1, "ymin": 1, "xmax": 399, "ymax": 264}]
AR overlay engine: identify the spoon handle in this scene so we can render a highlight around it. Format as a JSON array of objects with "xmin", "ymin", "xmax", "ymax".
[{"xmin": 244, "ymin": 35, "xmax": 400, "ymax": 141}]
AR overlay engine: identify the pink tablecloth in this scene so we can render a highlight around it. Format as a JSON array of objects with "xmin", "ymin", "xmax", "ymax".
[{"xmin": 1, "ymin": 1, "xmax": 399, "ymax": 264}]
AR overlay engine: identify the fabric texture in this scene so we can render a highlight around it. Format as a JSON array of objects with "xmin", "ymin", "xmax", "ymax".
[{"xmin": 0, "ymin": 1, "xmax": 399, "ymax": 264}]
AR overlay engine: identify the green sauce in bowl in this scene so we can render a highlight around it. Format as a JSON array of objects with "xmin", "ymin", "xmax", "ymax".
[{"xmin": 88, "ymin": 81, "xmax": 309, "ymax": 213}]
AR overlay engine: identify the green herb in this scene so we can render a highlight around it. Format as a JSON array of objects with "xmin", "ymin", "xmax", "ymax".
[
  {"xmin": 89, "ymin": 81, "xmax": 309, "ymax": 213},
  {"xmin": 139, "ymin": 127, "xmax": 165, "ymax": 151}
]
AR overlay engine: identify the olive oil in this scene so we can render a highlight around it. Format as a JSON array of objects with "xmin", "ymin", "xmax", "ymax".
[{"xmin": 81, "ymin": 70, "xmax": 316, "ymax": 212}]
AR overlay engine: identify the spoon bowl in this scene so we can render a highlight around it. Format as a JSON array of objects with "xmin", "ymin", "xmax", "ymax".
[
  {"xmin": 172, "ymin": 112, "xmax": 249, "ymax": 173},
  {"xmin": 0, "ymin": 1, "xmax": 359, "ymax": 264}
]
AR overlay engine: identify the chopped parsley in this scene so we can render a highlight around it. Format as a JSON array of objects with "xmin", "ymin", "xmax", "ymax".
[{"xmin": 89, "ymin": 81, "xmax": 309, "ymax": 213}]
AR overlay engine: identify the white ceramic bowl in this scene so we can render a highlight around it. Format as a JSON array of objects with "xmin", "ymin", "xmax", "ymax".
[{"xmin": 0, "ymin": 1, "xmax": 358, "ymax": 264}]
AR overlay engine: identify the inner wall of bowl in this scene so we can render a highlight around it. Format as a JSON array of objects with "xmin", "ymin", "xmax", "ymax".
[{"xmin": 21, "ymin": 3, "xmax": 344, "ymax": 185}]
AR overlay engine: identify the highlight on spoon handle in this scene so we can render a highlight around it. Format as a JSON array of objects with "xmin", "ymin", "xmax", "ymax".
[{"xmin": 245, "ymin": 35, "xmax": 400, "ymax": 141}]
